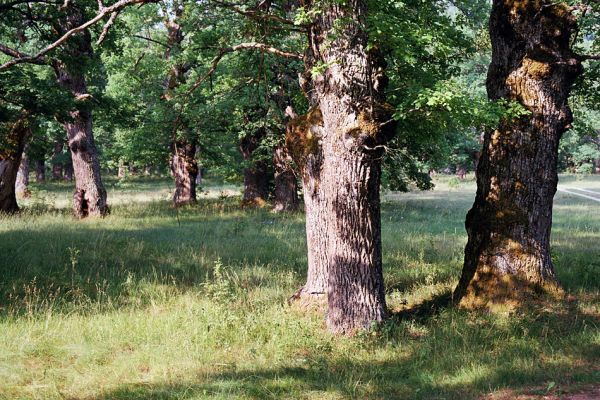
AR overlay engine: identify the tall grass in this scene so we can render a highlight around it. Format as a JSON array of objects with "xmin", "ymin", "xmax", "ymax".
[{"xmin": 0, "ymin": 176, "xmax": 598, "ymax": 399}]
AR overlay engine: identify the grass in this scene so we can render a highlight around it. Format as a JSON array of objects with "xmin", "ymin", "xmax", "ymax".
[{"xmin": 0, "ymin": 175, "xmax": 598, "ymax": 399}]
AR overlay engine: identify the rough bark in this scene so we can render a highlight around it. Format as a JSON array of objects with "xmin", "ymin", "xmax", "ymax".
[
  {"xmin": 170, "ymin": 140, "xmax": 198, "ymax": 206},
  {"xmin": 15, "ymin": 145, "xmax": 30, "ymax": 198},
  {"xmin": 164, "ymin": 5, "xmax": 198, "ymax": 206},
  {"xmin": 54, "ymin": 6, "xmax": 108, "ymax": 218},
  {"xmin": 286, "ymin": 107, "xmax": 328, "ymax": 298},
  {"xmin": 455, "ymin": 1, "xmax": 583, "ymax": 307},
  {"xmin": 272, "ymin": 143, "xmax": 299, "ymax": 212},
  {"xmin": 0, "ymin": 117, "xmax": 30, "ymax": 213},
  {"xmin": 240, "ymin": 129, "xmax": 270, "ymax": 207},
  {"xmin": 51, "ymin": 138, "xmax": 64, "ymax": 180},
  {"xmin": 303, "ymin": 0, "xmax": 396, "ymax": 333},
  {"xmin": 35, "ymin": 159, "xmax": 45, "ymax": 183}
]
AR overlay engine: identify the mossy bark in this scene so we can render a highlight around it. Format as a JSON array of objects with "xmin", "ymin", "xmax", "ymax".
[
  {"xmin": 286, "ymin": 107, "xmax": 328, "ymax": 298},
  {"xmin": 455, "ymin": 0, "xmax": 583, "ymax": 307}
]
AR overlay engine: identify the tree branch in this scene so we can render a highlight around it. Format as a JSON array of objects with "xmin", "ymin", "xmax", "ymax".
[
  {"xmin": 0, "ymin": 44, "xmax": 48, "ymax": 65},
  {"xmin": 0, "ymin": 0, "xmax": 156, "ymax": 71},
  {"xmin": 210, "ymin": 0, "xmax": 306, "ymax": 31},
  {"xmin": 96, "ymin": 10, "xmax": 120, "ymax": 45},
  {"xmin": 133, "ymin": 34, "xmax": 170, "ymax": 48},
  {"xmin": 186, "ymin": 42, "xmax": 303, "ymax": 95}
]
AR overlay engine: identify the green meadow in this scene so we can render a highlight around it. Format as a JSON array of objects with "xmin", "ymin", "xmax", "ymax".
[{"xmin": 1, "ymin": 175, "xmax": 598, "ymax": 399}]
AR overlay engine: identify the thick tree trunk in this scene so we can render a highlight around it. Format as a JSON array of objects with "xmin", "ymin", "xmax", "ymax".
[
  {"xmin": 287, "ymin": 107, "xmax": 329, "ymax": 298},
  {"xmin": 0, "ymin": 118, "xmax": 29, "ymax": 213},
  {"xmin": 170, "ymin": 140, "xmax": 198, "ymax": 206},
  {"xmin": 51, "ymin": 139, "xmax": 64, "ymax": 180},
  {"xmin": 240, "ymin": 131, "xmax": 270, "ymax": 207},
  {"xmin": 455, "ymin": 1, "xmax": 583, "ymax": 307},
  {"xmin": 54, "ymin": 8, "xmax": 108, "ymax": 218},
  {"xmin": 303, "ymin": 0, "xmax": 396, "ymax": 333},
  {"xmin": 15, "ymin": 145, "xmax": 30, "ymax": 198},
  {"xmin": 272, "ymin": 144, "xmax": 299, "ymax": 212},
  {"xmin": 35, "ymin": 159, "xmax": 45, "ymax": 183}
]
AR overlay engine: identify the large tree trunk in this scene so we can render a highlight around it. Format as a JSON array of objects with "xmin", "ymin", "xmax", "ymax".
[
  {"xmin": 35, "ymin": 159, "xmax": 45, "ymax": 183},
  {"xmin": 54, "ymin": 7, "xmax": 108, "ymax": 218},
  {"xmin": 287, "ymin": 107, "xmax": 329, "ymax": 298},
  {"xmin": 303, "ymin": 0, "xmax": 396, "ymax": 334},
  {"xmin": 0, "ymin": 117, "xmax": 30, "ymax": 213},
  {"xmin": 272, "ymin": 144, "xmax": 299, "ymax": 212},
  {"xmin": 455, "ymin": 1, "xmax": 583, "ymax": 307},
  {"xmin": 51, "ymin": 138, "xmax": 64, "ymax": 180},
  {"xmin": 240, "ymin": 130, "xmax": 270, "ymax": 207},
  {"xmin": 170, "ymin": 140, "xmax": 198, "ymax": 206},
  {"xmin": 15, "ymin": 145, "xmax": 30, "ymax": 198}
]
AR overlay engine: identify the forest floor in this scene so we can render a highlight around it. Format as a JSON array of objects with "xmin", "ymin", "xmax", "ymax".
[{"xmin": 0, "ymin": 174, "xmax": 599, "ymax": 400}]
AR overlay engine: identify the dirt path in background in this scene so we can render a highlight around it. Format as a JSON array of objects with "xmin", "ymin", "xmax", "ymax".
[{"xmin": 557, "ymin": 187, "xmax": 600, "ymax": 204}]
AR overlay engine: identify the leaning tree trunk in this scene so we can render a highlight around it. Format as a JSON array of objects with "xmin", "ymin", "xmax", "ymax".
[
  {"xmin": 454, "ymin": 1, "xmax": 583, "ymax": 307},
  {"xmin": 272, "ymin": 143, "xmax": 299, "ymax": 212},
  {"xmin": 286, "ymin": 107, "xmax": 329, "ymax": 298},
  {"xmin": 56, "ymin": 69, "xmax": 108, "ymax": 217},
  {"xmin": 53, "ymin": 7, "xmax": 108, "ymax": 218},
  {"xmin": 15, "ymin": 145, "xmax": 30, "ymax": 198},
  {"xmin": 163, "ymin": 6, "xmax": 199, "ymax": 206},
  {"xmin": 170, "ymin": 140, "xmax": 198, "ymax": 206},
  {"xmin": 0, "ymin": 117, "xmax": 30, "ymax": 213},
  {"xmin": 303, "ymin": 0, "xmax": 396, "ymax": 334}
]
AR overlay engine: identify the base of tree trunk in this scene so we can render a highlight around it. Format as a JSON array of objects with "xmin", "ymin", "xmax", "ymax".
[
  {"xmin": 288, "ymin": 286, "xmax": 327, "ymax": 313},
  {"xmin": 455, "ymin": 267, "xmax": 563, "ymax": 310},
  {"xmin": 171, "ymin": 140, "xmax": 198, "ymax": 207}
]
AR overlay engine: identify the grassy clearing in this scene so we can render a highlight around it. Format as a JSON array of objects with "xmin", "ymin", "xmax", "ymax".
[{"xmin": 0, "ymin": 175, "xmax": 598, "ymax": 399}]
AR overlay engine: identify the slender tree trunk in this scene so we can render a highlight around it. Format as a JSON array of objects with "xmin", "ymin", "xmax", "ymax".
[
  {"xmin": 302, "ymin": 0, "xmax": 396, "ymax": 333},
  {"xmin": 53, "ymin": 8, "xmax": 108, "ymax": 218},
  {"xmin": 52, "ymin": 138, "xmax": 64, "ymax": 180},
  {"xmin": 63, "ymin": 159, "xmax": 74, "ymax": 182},
  {"xmin": 0, "ymin": 117, "xmax": 30, "ymax": 213},
  {"xmin": 170, "ymin": 140, "xmax": 198, "ymax": 206},
  {"xmin": 455, "ymin": 1, "xmax": 583, "ymax": 307},
  {"xmin": 56, "ymin": 69, "xmax": 107, "ymax": 217},
  {"xmin": 273, "ymin": 144, "xmax": 299, "ymax": 212},
  {"xmin": 35, "ymin": 159, "xmax": 45, "ymax": 183},
  {"xmin": 287, "ymin": 107, "xmax": 329, "ymax": 298},
  {"xmin": 240, "ymin": 130, "xmax": 270, "ymax": 207},
  {"xmin": 163, "ymin": 6, "xmax": 199, "ymax": 206},
  {"xmin": 15, "ymin": 145, "xmax": 30, "ymax": 198}
]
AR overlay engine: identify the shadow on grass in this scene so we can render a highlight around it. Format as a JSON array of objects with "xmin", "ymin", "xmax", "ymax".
[{"xmin": 84, "ymin": 300, "xmax": 600, "ymax": 400}]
